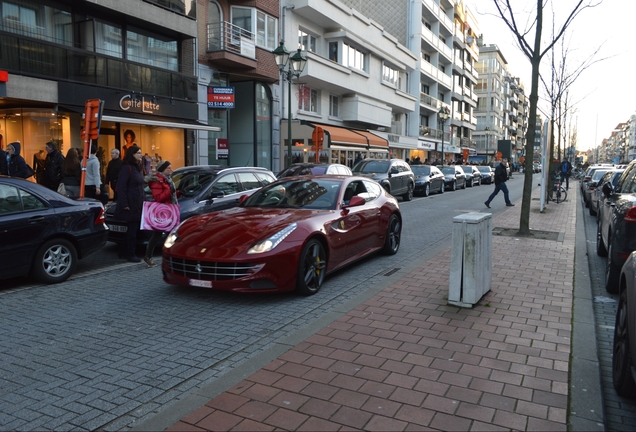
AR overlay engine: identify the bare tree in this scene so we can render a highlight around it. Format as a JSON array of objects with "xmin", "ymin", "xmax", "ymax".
[{"xmin": 491, "ymin": 0, "xmax": 600, "ymax": 235}]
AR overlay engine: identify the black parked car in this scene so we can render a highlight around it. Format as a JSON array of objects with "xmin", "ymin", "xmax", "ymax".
[
  {"xmin": 277, "ymin": 163, "xmax": 352, "ymax": 178},
  {"xmin": 441, "ymin": 166, "xmax": 467, "ymax": 191},
  {"xmin": 105, "ymin": 166, "xmax": 277, "ymax": 245},
  {"xmin": 477, "ymin": 166, "xmax": 495, "ymax": 184},
  {"xmin": 589, "ymin": 169, "xmax": 623, "ymax": 217},
  {"xmin": 352, "ymin": 159, "xmax": 415, "ymax": 201},
  {"xmin": 410, "ymin": 165, "xmax": 445, "ymax": 197},
  {"xmin": 461, "ymin": 165, "xmax": 482, "ymax": 187},
  {"xmin": 0, "ymin": 176, "xmax": 108, "ymax": 284},
  {"xmin": 597, "ymin": 160, "xmax": 636, "ymax": 293},
  {"xmin": 612, "ymin": 250, "xmax": 636, "ymax": 397}
]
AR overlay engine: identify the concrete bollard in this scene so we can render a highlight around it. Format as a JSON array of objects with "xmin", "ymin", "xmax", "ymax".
[{"xmin": 449, "ymin": 212, "xmax": 492, "ymax": 307}]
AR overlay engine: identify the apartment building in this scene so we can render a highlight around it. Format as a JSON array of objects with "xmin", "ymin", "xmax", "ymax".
[
  {"xmin": 0, "ymin": 0, "xmax": 217, "ymax": 181},
  {"xmin": 275, "ymin": 0, "xmax": 418, "ymax": 169},
  {"xmin": 197, "ymin": 0, "xmax": 281, "ymax": 169}
]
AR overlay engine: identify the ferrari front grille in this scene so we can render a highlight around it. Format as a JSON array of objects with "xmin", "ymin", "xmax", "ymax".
[{"xmin": 166, "ymin": 257, "xmax": 260, "ymax": 281}]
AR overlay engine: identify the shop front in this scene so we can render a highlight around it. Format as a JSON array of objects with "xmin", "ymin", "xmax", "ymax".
[
  {"xmin": 414, "ymin": 140, "xmax": 436, "ymax": 164},
  {"xmin": 282, "ymin": 120, "xmax": 389, "ymax": 169}
]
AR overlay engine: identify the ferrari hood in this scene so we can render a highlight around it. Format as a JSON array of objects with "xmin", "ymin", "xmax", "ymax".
[{"xmin": 177, "ymin": 207, "xmax": 318, "ymax": 248}]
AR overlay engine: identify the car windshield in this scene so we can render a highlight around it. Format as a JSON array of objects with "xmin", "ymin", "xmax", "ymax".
[
  {"xmin": 171, "ymin": 170, "xmax": 217, "ymax": 198},
  {"xmin": 410, "ymin": 166, "xmax": 431, "ymax": 175},
  {"xmin": 441, "ymin": 167, "xmax": 455, "ymax": 174},
  {"xmin": 353, "ymin": 160, "xmax": 389, "ymax": 173},
  {"xmin": 592, "ymin": 170, "xmax": 609, "ymax": 181},
  {"xmin": 244, "ymin": 178, "xmax": 342, "ymax": 210},
  {"xmin": 461, "ymin": 166, "xmax": 473, "ymax": 173},
  {"xmin": 477, "ymin": 167, "xmax": 490, "ymax": 173}
]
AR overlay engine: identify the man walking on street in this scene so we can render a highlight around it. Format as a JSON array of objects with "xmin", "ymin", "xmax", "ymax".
[
  {"xmin": 485, "ymin": 159, "xmax": 514, "ymax": 208},
  {"xmin": 560, "ymin": 157, "xmax": 572, "ymax": 190}
]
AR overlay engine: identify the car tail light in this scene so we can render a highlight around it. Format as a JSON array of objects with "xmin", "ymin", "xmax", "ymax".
[
  {"xmin": 95, "ymin": 208, "xmax": 105, "ymax": 225},
  {"xmin": 624, "ymin": 207, "xmax": 636, "ymax": 223},
  {"xmin": 584, "ymin": 176, "xmax": 591, "ymax": 181}
]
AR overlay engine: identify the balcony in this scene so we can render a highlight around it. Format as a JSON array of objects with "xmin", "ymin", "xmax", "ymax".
[
  {"xmin": 419, "ymin": 125, "xmax": 448, "ymax": 142},
  {"xmin": 206, "ymin": 21, "xmax": 257, "ymax": 69},
  {"xmin": 420, "ymin": 92, "xmax": 444, "ymax": 111}
]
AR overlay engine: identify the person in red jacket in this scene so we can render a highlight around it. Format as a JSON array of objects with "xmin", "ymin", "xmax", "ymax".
[{"xmin": 143, "ymin": 160, "xmax": 178, "ymax": 267}]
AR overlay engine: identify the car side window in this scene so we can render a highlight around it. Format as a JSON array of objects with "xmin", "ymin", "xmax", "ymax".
[
  {"xmin": 0, "ymin": 185, "xmax": 45, "ymax": 214},
  {"xmin": 211, "ymin": 174, "xmax": 240, "ymax": 196},
  {"xmin": 362, "ymin": 181, "xmax": 381, "ymax": 200},
  {"xmin": 617, "ymin": 165, "xmax": 636, "ymax": 193},
  {"xmin": 237, "ymin": 172, "xmax": 261, "ymax": 191},
  {"xmin": 255, "ymin": 173, "xmax": 276, "ymax": 185}
]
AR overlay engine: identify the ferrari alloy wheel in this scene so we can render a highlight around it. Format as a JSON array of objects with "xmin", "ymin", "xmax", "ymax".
[
  {"xmin": 613, "ymin": 288, "xmax": 636, "ymax": 397},
  {"xmin": 296, "ymin": 239, "xmax": 327, "ymax": 296},
  {"xmin": 32, "ymin": 238, "xmax": 77, "ymax": 284},
  {"xmin": 605, "ymin": 241, "xmax": 620, "ymax": 294},
  {"xmin": 596, "ymin": 220, "xmax": 607, "ymax": 257},
  {"xmin": 382, "ymin": 213, "xmax": 402, "ymax": 255}
]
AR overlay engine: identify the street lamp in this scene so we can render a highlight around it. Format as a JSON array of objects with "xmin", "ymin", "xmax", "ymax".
[
  {"xmin": 273, "ymin": 42, "xmax": 307, "ymax": 168},
  {"xmin": 485, "ymin": 126, "xmax": 491, "ymax": 161},
  {"xmin": 438, "ymin": 106, "xmax": 450, "ymax": 166}
]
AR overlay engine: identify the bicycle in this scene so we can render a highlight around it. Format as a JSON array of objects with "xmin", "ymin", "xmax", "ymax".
[{"xmin": 549, "ymin": 172, "xmax": 568, "ymax": 203}]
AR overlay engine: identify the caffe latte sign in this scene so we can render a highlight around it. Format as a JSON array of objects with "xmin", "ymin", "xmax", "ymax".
[{"xmin": 119, "ymin": 94, "xmax": 160, "ymax": 114}]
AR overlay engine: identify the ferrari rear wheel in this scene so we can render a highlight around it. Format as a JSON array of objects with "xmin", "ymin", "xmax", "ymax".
[
  {"xmin": 296, "ymin": 239, "xmax": 327, "ymax": 296},
  {"xmin": 382, "ymin": 214, "xmax": 401, "ymax": 255}
]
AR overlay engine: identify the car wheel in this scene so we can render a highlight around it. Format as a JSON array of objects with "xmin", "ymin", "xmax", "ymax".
[
  {"xmin": 423, "ymin": 183, "xmax": 430, "ymax": 197},
  {"xmin": 589, "ymin": 203, "xmax": 597, "ymax": 216},
  {"xmin": 606, "ymin": 240, "xmax": 621, "ymax": 294},
  {"xmin": 382, "ymin": 213, "xmax": 401, "ymax": 255},
  {"xmin": 402, "ymin": 183, "xmax": 414, "ymax": 201},
  {"xmin": 613, "ymin": 288, "xmax": 636, "ymax": 397},
  {"xmin": 439, "ymin": 182, "xmax": 444, "ymax": 194},
  {"xmin": 462, "ymin": 180, "xmax": 467, "ymax": 189},
  {"xmin": 478, "ymin": 178, "xmax": 481, "ymax": 186},
  {"xmin": 296, "ymin": 239, "xmax": 327, "ymax": 296},
  {"xmin": 31, "ymin": 238, "xmax": 77, "ymax": 284},
  {"xmin": 451, "ymin": 181, "xmax": 456, "ymax": 191},
  {"xmin": 596, "ymin": 219, "xmax": 607, "ymax": 257},
  {"xmin": 585, "ymin": 197, "xmax": 589, "ymax": 208}
]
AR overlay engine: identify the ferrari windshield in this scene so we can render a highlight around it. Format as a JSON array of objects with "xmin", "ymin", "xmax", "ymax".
[{"xmin": 244, "ymin": 178, "xmax": 342, "ymax": 210}]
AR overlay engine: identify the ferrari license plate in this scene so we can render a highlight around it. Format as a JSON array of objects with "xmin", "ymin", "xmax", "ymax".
[
  {"xmin": 189, "ymin": 279, "xmax": 212, "ymax": 288},
  {"xmin": 108, "ymin": 224, "xmax": 127, "ymax": 233}
]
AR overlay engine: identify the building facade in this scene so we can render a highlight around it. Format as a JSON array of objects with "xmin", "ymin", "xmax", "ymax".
[{"xmin": 0, "ymin": 0, "xmax": 218, "ymax": 191}]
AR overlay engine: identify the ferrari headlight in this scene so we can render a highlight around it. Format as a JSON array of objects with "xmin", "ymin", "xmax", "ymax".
[
  {"xmin": 164, "ymin": 230, "xmax": 179, "ymax": 248},
  {"xmin": 248, "ymin": 223, "xmax": 297, "ymax": 254}
]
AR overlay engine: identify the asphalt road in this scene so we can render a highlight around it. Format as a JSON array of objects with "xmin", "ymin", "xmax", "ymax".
[{"xmin": 0, "ymin": 173, "xmax": 533, "ymax": 431}]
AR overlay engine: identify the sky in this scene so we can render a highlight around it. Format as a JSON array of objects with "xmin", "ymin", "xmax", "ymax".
[{"xmin": 466, "ymin": 0, "xmax": 633, "ymax": 152}]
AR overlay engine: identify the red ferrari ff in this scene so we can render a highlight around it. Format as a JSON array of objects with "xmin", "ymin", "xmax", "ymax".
[{"xmin": 161, "ymin": 176, "xmax": 402, "ymax": 295}]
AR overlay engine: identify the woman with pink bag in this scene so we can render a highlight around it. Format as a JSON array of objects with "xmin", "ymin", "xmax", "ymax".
[{"xmin": 143, "ymin": 160, "xmax": 178, "ymax": 268}]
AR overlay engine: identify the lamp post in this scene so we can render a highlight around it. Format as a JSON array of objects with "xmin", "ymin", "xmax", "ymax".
[
  {"xmin": 438, "ymin": 106, "xmax": 450, "ymax": 166},
  {"xmin": 485, "ymin": 126, "xmax": 491, "ymax": 162},
  {"xmin": 273, "ymin": 42, "xmax": 307, "ymax": 168}
]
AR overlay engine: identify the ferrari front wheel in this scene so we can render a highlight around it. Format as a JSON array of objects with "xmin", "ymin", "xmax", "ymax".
[{"xmin": 296, "ymin": 239, "xmax": 327, "ymax": 296}]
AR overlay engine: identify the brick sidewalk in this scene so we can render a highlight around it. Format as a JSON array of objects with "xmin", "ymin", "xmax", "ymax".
[{"xmin": 167, "ymin": 190, "xmax": 576, "ymax": 431}]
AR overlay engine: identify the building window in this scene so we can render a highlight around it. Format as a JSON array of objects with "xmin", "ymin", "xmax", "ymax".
[
  {"xmin": 231, "ymin": 6, "xmax": 277, "ymax": 50},
  {"xmin": 382, "ymin": 64, "xmax": 399, "ymax": 87},
  {"xmin": 421, "ymin": 83, "xmax": 429, "ymax": 94},
  {"xmin": 343, "ymin": 42, "xmax": 366, "ymax": 71},
  {"xmin": 298, "ymin": 84, "xmax": 318, "ymax": 113},
  {"xmin": 329, "ymin": 95, "xmax": 339, "ymax": 117},
  {"xmin": 328, "ymin": 41, "xmax": 338, "ymax": 62},
  {"xmin": 298, "ymin": 30, "xmax": 316, "ymax": 52},
  {"xmin": 127, "ymin": 28, "xmax": 178, "ymax": 71},
  {"xmin": 423, "ymin": 53, "xmax": 431, "ymax": 63}
]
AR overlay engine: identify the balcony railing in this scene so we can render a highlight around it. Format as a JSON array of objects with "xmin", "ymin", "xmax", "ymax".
[
  {"xmin": 207, "ymin": 21, "xmax": 256, "ymax": 59},
  {"xmin": 420, "ymin": 92, "xmax": 444, "ymax": 110},
  {"xmin": 0, "ymin": 32, "xmax": 197, "ymax": 100},
  {"xmin": 419, "ymin": 125, "xmax": 449, "ymax": 142}
]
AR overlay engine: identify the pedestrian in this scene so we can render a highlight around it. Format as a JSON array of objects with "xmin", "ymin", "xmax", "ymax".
[
  {"xmin": 0, "ymin": 134, "xmax": 6, "ymax": 176},
  {"xmin": 560, "ymin": 157, "xmax": 572, "ymax": 190},
  {"xmin": 142, "ymin": 152, "xmax": 152, "ymax": 175},
  {"xmin": 84, "ymin": 143, "xmax": 104, "ymax": 199},
  {"xmin": 115, "ymin": 145, "xmax": 145, "ymax": 263},
  {"xmin": 33, "ymin": 149, "xmax": 47, "ymax": 185},
  {"xmin": 143, "ymin": 160, "xmax": 178, "ymax": 268},
  {"xmin": 43, "ymin": 141, "xmax": 65, "ymax": 191},
  {"xmin": 354, "ymin": 153, "xmax": 362, "ymax": 165},
  {"xmin": 4, "ymin": 142, "xmax": 29, "ymax": 178},
  {"xmin": 61, "ymin": 148, "xmax": 82, "ymax": 198},
  {"xmin": 105, "ymin": 148, "xmax": 123, "ymax": 201},
  {"xmin": 484, "ymin": 159, "xmax": 514, "ymax": 208}
]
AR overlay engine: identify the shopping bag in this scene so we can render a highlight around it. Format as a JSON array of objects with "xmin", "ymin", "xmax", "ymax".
[{"xmin": 140, "ymin": 201, "xmax": 180, "ymax": 232}]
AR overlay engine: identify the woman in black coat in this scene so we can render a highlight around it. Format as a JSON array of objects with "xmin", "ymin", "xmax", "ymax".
[{"xmin": 115, "ymin": 145, "xmax": 145, "ymax": 262}]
